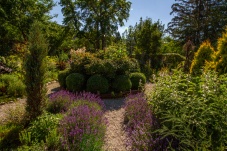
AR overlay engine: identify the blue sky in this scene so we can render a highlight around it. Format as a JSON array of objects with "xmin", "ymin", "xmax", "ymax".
[{"xmin": 50, "ymin": 0, "xmax": 175, "ymax": 33}]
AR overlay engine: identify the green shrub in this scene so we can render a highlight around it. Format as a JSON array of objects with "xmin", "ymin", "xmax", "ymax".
[
  {"xmin": 84, "ymin": 58, "xmax": 105, "ymax": 75},
  {"xmin": 86, "ymin": 75, "xmax": 109, "ymax": 94},
  {"xmin": 115, "ymin": 58, "xmax": 139, "ymax": 75},
  {"xmin": 0, "ymin": 74, "xmax": 25, "ymax": 97},
  {"xmin": 103, "ymin": 59, "xmax": 117, "ymax": 79},
  {"xmin": 190, "ymin": 41, "xmax": 215, "ymax": 75},
  {"xmin": 215, "ymin": 28, "xmax": 227, "ymax": 74},
  {"xmin": 0, "ymin": 124, "xmax": 23, "ymax": 150},
  {"xmin": 58, "ymin": 69, "xmax": 70, "ymax": 88},
  {"xmin": 148, "ymin": 70, "xmax": 227, "ymax": 150},
  {"xmin": 112, "ymin": 75, "xmax": 132, "ymax": 92},
  {"xmin": 130, "ymin": 72, "xmax": 146, "ymax": 90},
  {"xmin": 70, "ymin": 52, "xmax": 96, "ymax": 74},
  {"xmin": 66, "ymin": 73, "xmax": 85, "ymax": 92},
  {"xmin": 19, "ymin": 113, "xmax": 62, "ymax": 145}
]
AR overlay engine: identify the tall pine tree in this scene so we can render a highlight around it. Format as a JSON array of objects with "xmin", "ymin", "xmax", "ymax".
[{"xmin": 168, "ymin": 0, "xmax": 227, "ymax": 46}]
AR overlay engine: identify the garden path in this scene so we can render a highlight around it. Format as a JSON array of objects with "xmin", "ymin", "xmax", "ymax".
[
  {"xmin": 0, "ymin": 81, "xmax": 60, "ymax": 124},
  {"xmin": 102, "ymin": 98, "xmax": 129, "ymax": 151},
  {"xmin": 0, "ymin": 81, "xmax": 153, "ymax": 150}
]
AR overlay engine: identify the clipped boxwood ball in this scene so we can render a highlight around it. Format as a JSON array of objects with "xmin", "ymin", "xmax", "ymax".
[
  {"xmin": 130, "ymin": 72, "xmax": 146, "ymax": 90},
  {"xmin": 58, "ymin": 69, "xmax": 71, "ymax": 88},
  {"xmin": 86, "ymin": 75, "xmax": 109, "ymax": 94},
  {"xmin": 66, "ymin": 73, "xmax": 85, "ymax": 92},
  {"xmin": 112, "ymin": 75, "xmax": 132, "ymax": 92}
]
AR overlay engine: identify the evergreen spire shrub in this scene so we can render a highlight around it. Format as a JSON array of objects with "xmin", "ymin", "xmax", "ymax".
[
  {"xmin": 215, "ymin": 28, "xmax": 227, "ymax": 74},
  {"xmin": 24, "ymin": 21, "xmax": 48, "ymax": 120},
  {"xmin": 190, "ymin": 40, "xmax": 215, "ymax": 75}
]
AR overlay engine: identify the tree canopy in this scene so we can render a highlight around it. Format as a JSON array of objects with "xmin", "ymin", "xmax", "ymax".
[
  {"xmin": 0, "ymin": 0, "xmax": 54, "ymax": 55},
  {"xmin": 60, "ymin": 0, "xmax": 131, "ymax": 51},
  {"xmin": 167, "ymin": 0, "xmax": 227, "ymax": 46}
]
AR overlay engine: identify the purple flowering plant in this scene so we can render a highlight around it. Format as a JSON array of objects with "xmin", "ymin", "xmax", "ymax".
[
  {"xmin": 59, "ymin": 105, "xmax": 107, "ymax": 150},
  {"xmin": 124, "ymin": 93, "xmax": 173, "ymax": 151},
  {"xmin": 47, "ymin": 90, "xmax": 105, "ymax": 113}
]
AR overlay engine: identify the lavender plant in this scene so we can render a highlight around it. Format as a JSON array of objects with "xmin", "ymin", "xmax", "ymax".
[
  {"xmin": 47, "ymin": 90, "xmax": 105, "ymax": 113},
  {"xmin": 59, "ymin": 105, "xmax": 107, "ymax": 150}
]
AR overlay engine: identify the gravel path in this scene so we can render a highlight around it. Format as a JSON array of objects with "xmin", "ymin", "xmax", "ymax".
[
  {"xmin": 102, "ymin": 98, "xmax": 129, "ymax": 151},
  {"xmin": 0, "ymin": 82, "xmax": 154, "ymax": 150},
  {"xmin": 0, "ymin": 81, "xmax": 60, "ymax": 124}
]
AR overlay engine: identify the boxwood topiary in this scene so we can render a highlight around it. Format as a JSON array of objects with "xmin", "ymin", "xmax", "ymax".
[
  {"xmin": 112, "ymin": 75, "xmax": 132, "ymax": 92},
  {"xmin": 66, "ymin": 73, "xmax": 85, "ymax": 92},
  {"xmin": 58, "ymin": 69, "xmax": 71, "ymax": 89},
  {"xmin": 86, "ymin": 75, "xmax": 109, "ymax": 94},
  {"xmin": 130, "ymin": 72, "xmax": 146, "ymax": 90}
]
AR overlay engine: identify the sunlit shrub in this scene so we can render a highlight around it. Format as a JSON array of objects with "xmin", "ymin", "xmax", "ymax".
[
  {"xmin": 190, "ymin": 40, "xmax": 215, "ymax": 75},
  {"xmin": 148, "ymin": 70, "xmax": 227, "ymax": 150},
  {"xmin": 0, "ymin": 74, "xmax": 25, "ymax": 97},
  {"xmin": 70, "ymin": 52, "xmax": 96, "ymax": 74},
  {"xmin": 215, "ymin": 28, "xmax": 227, "ymax": 74},
  {"xmin": 19, "ymin": 113, "xmax": 62, "ymax": 146}
]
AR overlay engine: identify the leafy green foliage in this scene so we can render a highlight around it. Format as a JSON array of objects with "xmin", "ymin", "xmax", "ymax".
[
  {"xmin": 66, "ymin": 73, "xmax": 85, "ymax": 92},
  {"xmin": 0, "ymin": 124, "xmax": 23, "ymax": 150},
  {"xmin": 86, "ymin": 75, "xmax": 109, "ymax": 94},
  {"xmin": 0, "ymin": 74, "xmax": 25, "ymax": 97},
  {"xmin": 0, "ymin": 0, "xmax": 54, "ymax": 55},
  {"xmin": 115, "ymin": 58, "xmax": 140, "ymax": 75},
  {"xmin": 215, "ymin": 28, "xmax": 227, "ymax": 74},
  {"xmin": 85, "ymin": 58, "xmax": 105, "ymax": 75},
  {"xmin": 112, "ymin": 75, "xmax": 132, "ymax": 92},
  {"xmin": 19, "ymin": 113, "xmax": 62, "ymax": 146},
  {"xmin": 58, "ymin": 69, "xmax": 71, "ymax": 89},
  {"xmin": 148, "ymin": 70, "xmax": 227, "ymax": 150},
  {"xmin": 24, "ymin": 21, "xmax": 48, "ymax": 120},
  {"xmin": 60, "ymin": 0, "xmax": 131, "ymax": 50},
  {"xmin": 70, "ymin": 52, "xmax": 96, "ymax": 74},
  {"xmin": 190, "ymin": 41, "xmax": 215, "ymax": 75},
  {"xmin": 130, "ymin": 72, "xmax": 146, "ymax": 90}
]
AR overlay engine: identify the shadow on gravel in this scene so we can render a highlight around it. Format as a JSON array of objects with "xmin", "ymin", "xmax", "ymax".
[{"xmin": 103, "ymin": 98, "xmax": 125, "ymax": 111}]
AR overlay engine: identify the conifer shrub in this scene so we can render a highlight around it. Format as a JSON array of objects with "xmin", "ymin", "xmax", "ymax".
[
  {"xmin": 24, "ymin": 21, "xmax": 48, "ymax": 120},
  {"xmin": 215, "ymin": 28, "xmax": 227, "ymax": 74},
  {"xmin": 130, "ymin": 72, "xmax": 146, "ymax": 90},
  {"xmin": 112, "ymin": 75, "xmax": 132, "ymax": 92},
  {"xmin": 86, "ymin": 74, "xmax": 109, "ymax": 94},
  {"xmin": 58, "ymin": 69, "xmax": 70, "ymax": 89},
  {"xmin": 66, "ymin": 73, "xmax": 85, "ymax": 92},
  {"xmin": 190, "ymin": 41, "xmax": 215, "ymax": 75}
]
